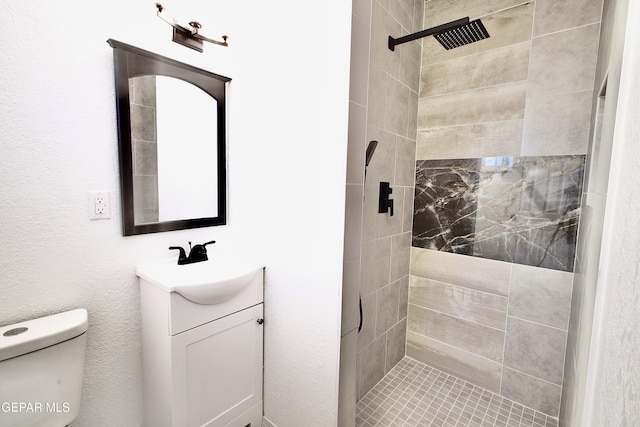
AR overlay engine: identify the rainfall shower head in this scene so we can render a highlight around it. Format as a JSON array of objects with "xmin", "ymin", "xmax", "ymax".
[
  {"xmin": 433, "ymin": 19, "xmax": 490, "ymax": 50},
  {"xmin": 388, "ymin": 17, "xmax": 490, "ymax": 51}
]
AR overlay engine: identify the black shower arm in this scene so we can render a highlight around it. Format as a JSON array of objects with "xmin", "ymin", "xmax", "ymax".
[{"xmin": 388, "ymin": 17, "xmax": 469, "ymax": 51}]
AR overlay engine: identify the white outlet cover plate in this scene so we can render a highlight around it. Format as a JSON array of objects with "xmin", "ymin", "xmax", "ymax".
[{"xmin": 88, "ymin": 191, "xmax": 111, "ymax": 220}]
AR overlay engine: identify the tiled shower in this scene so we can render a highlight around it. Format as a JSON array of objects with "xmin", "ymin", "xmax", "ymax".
[{"xmin": 341, "ymin": 0, "xmax": 603, "ymax": 424}]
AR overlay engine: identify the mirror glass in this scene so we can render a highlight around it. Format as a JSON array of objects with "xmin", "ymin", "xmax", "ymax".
[
  {"xmin": 108, "ymin": 39, "xmax": 230, "ymax": 235},
  {"xmin": 130, "ymin": 76, "xmax": 218, "ymax": 224}
]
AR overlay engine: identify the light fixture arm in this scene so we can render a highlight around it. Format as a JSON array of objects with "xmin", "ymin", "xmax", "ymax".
[{"xmin": 155, "ymin": 3, "xmax": 228, "ymax": 52}]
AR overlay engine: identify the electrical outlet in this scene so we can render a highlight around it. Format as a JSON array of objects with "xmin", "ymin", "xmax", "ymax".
[{"xmin": 88, "ymin": 192, "xmax": 111, "ymax": 220}]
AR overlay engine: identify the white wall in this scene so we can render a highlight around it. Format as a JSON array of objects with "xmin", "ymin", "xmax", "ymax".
[
  {"xmin": 584, "ymin": 0, "xmax": 640, "ymax": 424},
  {"xmin": 0, "ymin": 1, "xmax": 351, "ymax": 426}
]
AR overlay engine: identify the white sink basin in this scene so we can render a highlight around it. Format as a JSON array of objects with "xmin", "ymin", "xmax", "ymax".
[{"xmin": 136, "ymin": 258, "xmax": 264, "ymax": 305}]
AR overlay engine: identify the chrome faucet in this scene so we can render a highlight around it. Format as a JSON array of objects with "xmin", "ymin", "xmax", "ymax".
[{"xmin": 169, "ymin": 240, "xmax": 216, "ymax": 265}]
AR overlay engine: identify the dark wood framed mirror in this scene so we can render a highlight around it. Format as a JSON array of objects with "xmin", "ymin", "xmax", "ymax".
[{"xmin": 107, "ymin": 39, "xmax": 230, "ymax": 236}]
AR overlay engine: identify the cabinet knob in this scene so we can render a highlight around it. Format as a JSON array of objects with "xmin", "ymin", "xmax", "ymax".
[{"xmin": 256, "ymin": 318, "xmax": 264, "ymax": 325}]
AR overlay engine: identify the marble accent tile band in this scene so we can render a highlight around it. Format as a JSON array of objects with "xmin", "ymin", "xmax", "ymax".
[{"xmin": 412, "ymin": 155, "xmax": 585, "ymax": 271}]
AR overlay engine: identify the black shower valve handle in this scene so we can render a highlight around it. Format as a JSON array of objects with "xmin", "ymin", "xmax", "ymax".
[{"xmin": 378, "ymin": 181, "xmax": 394, "ymax": 216}]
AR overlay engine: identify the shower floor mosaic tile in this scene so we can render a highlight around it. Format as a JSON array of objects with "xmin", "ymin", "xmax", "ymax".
[{"xmin": 356, "ymin": 357, "xmax": 558, "ymax": 427}]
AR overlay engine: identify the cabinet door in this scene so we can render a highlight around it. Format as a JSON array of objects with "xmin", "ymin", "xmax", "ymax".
[{"xmin": 172, "ymin": 304, "xmax": 263, "ymax": 427}]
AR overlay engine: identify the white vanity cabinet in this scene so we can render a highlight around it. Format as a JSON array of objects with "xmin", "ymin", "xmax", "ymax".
[{"xmin": 137, "ymin": 261, "xmax": 264, "ymax": 427}]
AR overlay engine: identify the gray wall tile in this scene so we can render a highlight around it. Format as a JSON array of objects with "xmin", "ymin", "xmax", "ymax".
[
  {"xmin": 390, "ymin": 232, "xmax": 411, "ymax": 283},
  {"xmin": 399, "ymin": 40, "xmax": 422, "ymax": 93},
  {"xmin": 501, "ymin": 367, "xmax": 562, "ymax": 417},
  {"xmin": 339, "ymin": 330, "xmax": 358, "ymax": 406},
  {"xmin": 385, "ymin": 78, "xmax": 411, "ymax": 136},
  {"xmin": 407, "ymin": 92, "xmax": 418, "ymax": 140},
  {"xmin": 418, "ymin": 81, "xmax": 527, "ymax": 129},
  {"xmin": 408, "ymin": 304, "xmax": 505, "ymax": 362},
  {"xmin": 363, "ymin": 237, "xmax": 391, "ymax": 295},
  {"xmin": 362, "ymin": 181, "xmax": 380, "ymax": 241},
  {"xmin": 411, "ymin": 248, "xmax": 511, "ymax": 296},
  {"xmin": 411, "ymin": 0, "xmax": 424, "ymax": 34},
  {"xmin": 410, "ymin": 276, "xmax": 508, "ymax": 329},
  {"xmin": 424, "ymin": 0, "xmax": 531, "ymax": 29},
  {"xmin": 388, "ymin": 0, "xmax": 415, "ymax": 35},
  {"xmin": 533, "ymin": 0, "xmax": 603, "ymax": 37},
  {"xmin": 406, "ymin": 331, "xmax": 502, "ymax": 392},
  {"xmin": 397, "ymin": 275, "xmax": 409, "ymax": 320},
  {"xmin": 342, "ymin": 258, "xmax": 361, "ymax": 334},
  {"xmin": 386, "ymin": 318, "xmax": 408, "ymax": 371},
  {"xmin": 358, "ymin": 291, "xmax": 377, "ymax": 352},
  {"xmin": 346, "ymin": 102, "xmax": 367, "ymax": 185},
  {"xmin": 420, "ymin": 42, "xmax": 530, "ymax": 97},
  {"xmin": 376, "ymin": 281, "xmax": 400, "ymax": 336},
  {"xmin": 343, "ymin": 185, "xmax": 364, "ymax": 261},
  {"xmin": 503, "ymin": 317, "xmax": 567, "ymax": 385},
  {"xmin": 522, "ymin": 90, "xmax": 593, "ymax": 155},
  {"xmin": 527, "ymin": 24, "xmax": 600, "ymax": 97},
  {"xmin": 367, "ymin": 65, "xmax": 386, "ymax": 129},
  {"xmin": 395, "ymin": 137, "xmax": 417, "ymax": 186},
  {"xmin": 358, "ymin": 335, "xmax": 386, "ymax": 400},
  {"xmin": 416, "ymin": 120, "xmax": 523, "ymax": 160},
  {"xmin": 509, "ymin": 264, "xmax": 573, "ymax": 329},
  {"xmin": 352, "ymin": 0, "xmax": 372, "ymax": 29},
  {"xmin": 401, "ymin": 185, "xmax": 414, "ymax": 233},
  {"xmin": 371, "ymin": 1, "xmax": 401, "ymax": 79}
]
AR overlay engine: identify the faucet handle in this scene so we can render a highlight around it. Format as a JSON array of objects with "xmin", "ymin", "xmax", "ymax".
[
  {"xmin": 190, "ymin": 240, "xmax": 216, "ymax": 252},
  {"xmin": 185, "ymin": 240, "xmax": 216, "ymax": 264}
]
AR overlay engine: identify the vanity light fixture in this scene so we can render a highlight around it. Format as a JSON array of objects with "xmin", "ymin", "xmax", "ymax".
[{"xmin": 155, "ymin": 3, "xmax": 228, "ymax": 52}]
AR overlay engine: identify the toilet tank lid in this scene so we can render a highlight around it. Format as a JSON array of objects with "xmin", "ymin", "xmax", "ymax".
[{"xmin": 0, "ymin": 309, "xmax": 88, "ymax": 362}]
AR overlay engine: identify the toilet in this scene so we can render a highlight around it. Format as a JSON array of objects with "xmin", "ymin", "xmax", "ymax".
[{"xmin": 0, "ymin": 308, "xmax": 88, "ymax": 427}]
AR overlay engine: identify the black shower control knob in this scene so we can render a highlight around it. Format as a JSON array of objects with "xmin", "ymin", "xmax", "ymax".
[{"xmin": 256, "ymin": 318, "xmax": 264, "ymax": 325}]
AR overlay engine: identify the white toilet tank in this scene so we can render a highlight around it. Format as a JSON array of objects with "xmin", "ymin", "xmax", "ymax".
[{"xmin": 0, "ymin": 308, "xmax": 88, "ymax": 427}]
